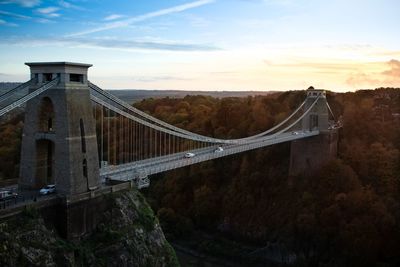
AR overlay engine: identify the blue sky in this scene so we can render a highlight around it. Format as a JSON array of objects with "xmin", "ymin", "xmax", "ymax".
[{"xmin": 0, "ymin": 0, "xmax": 399, "ymax": 91}]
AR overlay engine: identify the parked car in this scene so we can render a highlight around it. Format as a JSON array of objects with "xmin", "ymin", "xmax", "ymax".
[
  {"xmin": 214, "ymin": 146, "xmax": 224, "ymax": 153},
  {"xmin": 0, "ymin": 190, "xmax": 18, "ymax": 201},
  {"xmin": 39, "ymin": 184, "xmax": 56, "ymax": 195},
  {"xmin": 184, "ymin": 152, "xmax": 195, "ymax": 158}
]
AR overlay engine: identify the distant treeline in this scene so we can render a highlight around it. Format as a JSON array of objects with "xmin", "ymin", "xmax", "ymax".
[
  {"xmin": 109, "ymin": 89, "xmax": 277, "ymax": 103},
  {"xmin": 0, "ymin": 82, "xmax": 276, "ymax": 104}
]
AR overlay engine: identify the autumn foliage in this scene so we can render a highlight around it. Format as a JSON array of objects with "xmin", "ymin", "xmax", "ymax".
[{"xmin": 137, "ymin": 88, "xmax": 400, "ymax": 266}]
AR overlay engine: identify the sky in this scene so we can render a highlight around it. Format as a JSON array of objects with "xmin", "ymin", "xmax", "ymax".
[{"xmin": 0, "ymin": 0, "xmax": 399, "ymax": 91}]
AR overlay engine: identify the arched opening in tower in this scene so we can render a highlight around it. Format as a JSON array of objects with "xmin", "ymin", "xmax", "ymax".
[
  {"xmin": 310, "ymin": 114, "xmax": 318, "ymax": 130},
  {"xmin": 38, "ymin": 97, "xmax": 55, "ymax": 132},
  {"xmin": 80, "ymin": 118, "xmax": 86, "ymax": 153},
  {"xmin": 35, "ymin": 139, "xmax": 55, "ymax": 187}
]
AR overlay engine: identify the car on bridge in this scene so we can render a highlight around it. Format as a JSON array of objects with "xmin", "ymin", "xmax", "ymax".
[
  {"xmin": 214, "ymin": 146, "xmax": 224, "ymax": 153},
  {"xmin": 39, "ymin": 184, "xmax": 56, "ymax": 195},
  {"xmin": 184, "ymin": 152, "xmax": 195, "ymax": 158},
  {"xmin": 0, "ymin": 190, "xmax": 18, "ymax": 201}
]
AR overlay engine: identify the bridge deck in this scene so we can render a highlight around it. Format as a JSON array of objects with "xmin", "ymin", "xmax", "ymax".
[{"xmin": 102, "ymin": 130, "xmax": 319, "ymax": 181}]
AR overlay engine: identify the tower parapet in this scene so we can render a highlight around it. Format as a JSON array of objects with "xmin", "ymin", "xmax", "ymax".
[{"xmin": 25, "ymin": 61, "xmax": 91, "ymax": 89}]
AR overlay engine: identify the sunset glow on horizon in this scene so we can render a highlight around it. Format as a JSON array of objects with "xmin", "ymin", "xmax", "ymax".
[{"xmin": 0, "ymin": 0, "xmax": 399, "ymax": 91}]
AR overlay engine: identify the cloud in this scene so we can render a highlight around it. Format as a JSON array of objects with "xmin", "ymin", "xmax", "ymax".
[
  {"xmin": 58, "ymin": 0, "xmax": 82, "ymax": 10},
  {"xmin": 381, "ymin": 59, "xmax": 400, "ymax": 78},
  {"xmin": 85, "ymin": 38, "xmax": 219, "ymax": 51},
  {"xmin": 104, "ymin": 14, "xmax": 125, "ymax": 21},
  {"xmin": 0, "ymin": 18, "xmax": 17, "ymax": 26},
  {"xmin": 0, "ymin": 9, "xmax": 56, "ymax": 23},
  {"xmin": 0, "ymin": 9, "xmax": 31, "ymax": 19},
  {"xmin": 346, "ymin": 59, "xmax": 400, "ymax": 88},
  {"xmin": 36, "ymin": 6, "xmax": 59, "ymax": 14},
  {"xmin": 36, "ymin": 6, "xmax": 60, "ymax": 17},
  {"xmin": 0, "ymin": 36, "xmax": 220, "ymax": 52},
  {"xmin": 0, "ymin": 0, "xmax": 40, "ymax": 7},
  {"xmin": 266, "ymin": 60, "xmax": 360, "ymax": 73},
  {"xmin": 346, "ymin": 72, "xmax": 380, "ymax": 88},
  {"xmin": 36, "ymin": 17, "xmax": 54, "ymax": 23},
  {"xmin": 373, "ymin": 50, "xmax": 400, "ymax": 58},
  {"xmin": 67, "ymin": 0, "xmax": 215, "ymax": 36}
]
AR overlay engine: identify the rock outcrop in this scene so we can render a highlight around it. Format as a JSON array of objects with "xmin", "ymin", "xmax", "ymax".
[{"xmin": 0, "ymin": 188, "xmax": 179, "ymax": 267}]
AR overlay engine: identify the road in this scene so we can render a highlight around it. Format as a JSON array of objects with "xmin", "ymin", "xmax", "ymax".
[{"xmin": 0, "ymin": 186, "xmax": 56, "ymax": 210}]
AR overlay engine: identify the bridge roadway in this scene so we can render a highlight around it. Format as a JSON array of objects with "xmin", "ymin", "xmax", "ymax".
[
  {"xmin": 1, "ymin": 131, "xmax": 320, "ymax": 210},
  {"xmin": 101, "ymin": 130, "xmax": 319, "ymax": 181}
]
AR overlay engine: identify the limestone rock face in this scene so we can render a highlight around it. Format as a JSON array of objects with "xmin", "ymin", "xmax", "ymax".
[
  {"xmin": 0, "ymin": 209, "xmax": 71, "ymax": 266},
  {"xmin": 0, "ymin": 188, "xmax": 179, "ymax": 267},
  {"xmin": 85, "ymin": 189, "xmax": 179, "ymax": 267}
]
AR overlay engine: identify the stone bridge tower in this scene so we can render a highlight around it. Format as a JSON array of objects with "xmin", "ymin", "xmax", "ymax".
[
  {"xmin": 19, "ymin": 62, "xmax": 100, "ymax": 195},
  {"xmin": 301, "ymin": 88, "xmax": 330, "ymax": 132},
  {"xmin": 289, "ymin": 87, "xmax": 338, "ymax": 176}
]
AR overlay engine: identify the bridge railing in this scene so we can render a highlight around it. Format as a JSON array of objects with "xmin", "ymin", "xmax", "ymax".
[{"xmin": 0, "ymin": 78, "xmax": 59, "ymax": 117}]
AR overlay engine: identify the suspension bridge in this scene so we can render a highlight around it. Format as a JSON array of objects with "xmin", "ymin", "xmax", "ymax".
[{"xmin": 0, "ymin": 62, "xmax": 339, "ymax": 196}]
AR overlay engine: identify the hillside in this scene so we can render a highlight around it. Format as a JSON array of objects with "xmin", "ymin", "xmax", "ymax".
[{"xmin": 134, "ymin": 88, "xmax": 400, "ymax": 266}]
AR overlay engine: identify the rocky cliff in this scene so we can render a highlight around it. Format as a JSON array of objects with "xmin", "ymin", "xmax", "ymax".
[{"xmin": 0, "ymin": 188, "xmax": 179, "ymax": 267}]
